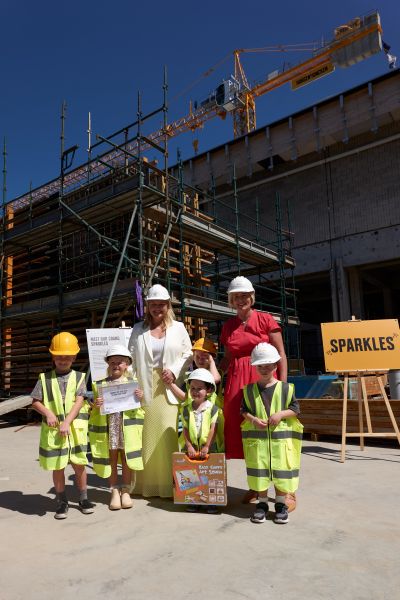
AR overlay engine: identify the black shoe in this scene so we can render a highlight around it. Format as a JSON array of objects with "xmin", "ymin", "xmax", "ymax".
[
  {"xmin": 250, "ymin": 501, "xmax": 268, "ymax": 524},
  {"xmin": 274, "ymin": 502, "xmax": 289, "ymax": 524},
  {"xmin": 79, "ymin": 499, "xmax": 95, "ymax": 514},
  {"xmin": 54, "ymin": 501, "xmax": 69, "ymax": 520},
  {"xmin": 206, "ymin": 505, "xmax": 219, "ymax": 514}
]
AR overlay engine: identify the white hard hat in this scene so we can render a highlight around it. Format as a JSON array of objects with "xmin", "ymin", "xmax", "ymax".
[
  {"xmin": 227, "ymin": 276, "xmax": 255, "ymax": 295},
  {"xmin": 187, "ymin": 368, "xmax": 216, "ymax": 391},
  {"xmin": 146, "ymin": 284, "xmax": 170, "ymax": 301},
  {"xmin": 250, "ymin": 343, "xmax": 281, "ymax": 366},
  {"xmin": 105, "ymin": 345, "xmax": 132, "ymax": 363}
]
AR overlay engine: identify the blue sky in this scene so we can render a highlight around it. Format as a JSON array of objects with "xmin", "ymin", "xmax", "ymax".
[{"xmin": 1, "ymin": 0, "xmax": 399, "ymax": 201}]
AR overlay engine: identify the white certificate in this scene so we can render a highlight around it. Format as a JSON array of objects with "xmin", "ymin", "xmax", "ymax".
[{"xmin": 100, "ymin": 382, "xmax": 140, "ymax": 415}]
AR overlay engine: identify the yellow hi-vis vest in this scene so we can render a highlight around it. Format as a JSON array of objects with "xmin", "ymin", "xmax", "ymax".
[
  {"xmin": 89, "ymin": 380, "xmax": 144, "ymax": 478},
  {"xmin": 241, "ymin": 381, "xmax": 303, "ymax": 493},
  {"xmin": 180, "ymin": 401, "xmax": 219, "ymax": 452},
  {"xmin": 38, "ymin": 370, "xmax": 89, "ymax": 471},
  {"xmin": 179, "ymin": 373, "xmax": 225, "ymax": 451}
]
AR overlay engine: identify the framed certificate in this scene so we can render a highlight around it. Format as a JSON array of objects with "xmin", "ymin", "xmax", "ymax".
[{"xmin": 100, "ymin": 381, "xmax": 141, "ymax": 415}]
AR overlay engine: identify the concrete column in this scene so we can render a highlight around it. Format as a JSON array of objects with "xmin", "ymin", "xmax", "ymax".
[
  {"xmin": 383, "ymin": 287, "xmax": 394, "ymax": 316},
  {"xmin": 329, "ymin": 268, "xmax": 339, "ymax": 321},
  {"xmin": 348, "ymin": 267, "xmax": 364, "ymax": 319},
  {"xmin": 336, "ymin": 258, "xmax": 351, "ymax": 321}
]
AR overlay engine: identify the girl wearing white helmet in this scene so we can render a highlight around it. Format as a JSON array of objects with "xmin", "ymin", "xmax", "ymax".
[
  {"xmin": 128, "ymin": 284, "xmax": 193, "ymax": 498},
  {"xmin": 179, "ymin": 369, "xmax": 220, "ymax": 514},
  {"xmin": 220, "ymin": 276, "xmax": 288, "ymax": 503},
  {"xmin": 181, "ymin": 368, "xmax": 218, "ymax": 459},
  {"xmin": 89, "ymin": 345, "xmax": 145, "ymax": 510}
]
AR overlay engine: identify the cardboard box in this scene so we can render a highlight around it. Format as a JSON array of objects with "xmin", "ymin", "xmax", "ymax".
[{"xmin": 172, "ymin": 452, "xmax": 227, "ymax": 506}]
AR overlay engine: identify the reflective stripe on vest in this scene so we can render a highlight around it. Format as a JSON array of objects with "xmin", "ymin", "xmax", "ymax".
[
  {"xmin": 88, "ymin": 379, "xmax": 144, "ymax": 478},
  {"xmin": 181, "ymin": 402, "xmax": 219, "ymax": 451},
  {"xmin": 39, "ymin": 447, "xmax": 69, "ymax": 459},
  {"xmin": 241, "ymin": 381, "xmax": 303, "ymax": 493},
  {"xmin": 38, "ymin": 370, "xmax": 88, "ymax": 471}
]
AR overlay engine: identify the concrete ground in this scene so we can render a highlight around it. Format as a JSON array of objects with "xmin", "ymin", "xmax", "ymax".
[{"xmin": 0, "ymin": 421, "xmax": 399, "ymax": 600}]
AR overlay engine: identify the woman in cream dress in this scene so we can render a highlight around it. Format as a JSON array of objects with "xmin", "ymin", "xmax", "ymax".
[{"xmin": 128, "ymin": 284, "xmax": 192, "ymax": 497}]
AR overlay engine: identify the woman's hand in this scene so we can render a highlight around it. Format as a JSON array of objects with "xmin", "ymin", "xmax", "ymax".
[
  {"xmin": 218, "ymin": 355, "xmax": 231, "ymax": 373},
  {"xmin": 46, "ymin": 412, "xmax": 58, "ymax": 428},
  {"xmin": 162, "ymin": 369, "xmax": 175, "ymax": 385}
]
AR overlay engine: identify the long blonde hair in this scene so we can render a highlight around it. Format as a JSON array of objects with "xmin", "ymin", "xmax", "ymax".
[{"xmin": 143, "ymin": 301, "xmax": 176, "ymax": 330}]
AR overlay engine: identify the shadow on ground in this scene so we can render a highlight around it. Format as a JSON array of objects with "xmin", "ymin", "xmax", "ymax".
[
  {"xmin": 142, "ymin": 485, "xmax": 263, "ymax": 519},
  {"xmin": 302, "ymin": 444, "xmax": 400, "ymax": 463}
]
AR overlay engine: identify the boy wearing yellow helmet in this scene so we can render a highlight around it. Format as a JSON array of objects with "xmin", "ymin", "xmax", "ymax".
[{"xmin": 31, "ymin": 332, "xmax": 94, "ymax": 520}]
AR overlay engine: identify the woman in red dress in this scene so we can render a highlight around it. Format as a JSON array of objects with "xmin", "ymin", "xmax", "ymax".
[{"xmin": 220, "ymin": 276, "xmax": 287, "ymax": 499}]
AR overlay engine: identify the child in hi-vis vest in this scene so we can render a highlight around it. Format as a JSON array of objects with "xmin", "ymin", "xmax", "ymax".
[
  {"xmin": 241, "ymin": 343, "xmax": 302, "ymax": 525},
  {"xmin": 89, "ymin": 345, "xmax": 144, "ymax": 511},
  {"xmin": 31, "ymin": 332, "xmax": 94, "ymax": 520},
  {"xmin": 180, "ymin": 368, "xmax": 219, "ymax": 514}
]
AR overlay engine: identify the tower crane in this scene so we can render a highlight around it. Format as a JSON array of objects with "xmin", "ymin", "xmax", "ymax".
[
  {"xmin": 171, "ymin": 10, "xmax": 383, "ymax": 142},
  {"xmin": 13, "ymin": 11, "xmax": 385, "ymax": 208}
]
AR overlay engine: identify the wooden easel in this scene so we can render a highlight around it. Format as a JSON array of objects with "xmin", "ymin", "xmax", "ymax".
[{"xmin": 340, "ymin": 370, "xmax": 400, "ymax": 462}]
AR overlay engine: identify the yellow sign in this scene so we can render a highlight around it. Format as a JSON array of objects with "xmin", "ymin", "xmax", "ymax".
[
  {"xmin": 291, "ymin": 62, "xmax": 335, "ymax": 90},
  {"xmin": 321, "ymin": 319, "xmax": 400, "ymax": 372}
]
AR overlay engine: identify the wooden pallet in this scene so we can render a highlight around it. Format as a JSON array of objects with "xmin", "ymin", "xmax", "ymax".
[{"xmin": 299, "ymin": 398, "xmax": 400, "ymax": 436}]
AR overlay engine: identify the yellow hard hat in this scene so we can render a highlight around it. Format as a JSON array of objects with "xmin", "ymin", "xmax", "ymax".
[
  {"xmin": 49, "ymin": 332, "xmax": 80, "ymax": 356},
  {"xmin": 192, "ymin": 338, "xmax": 217, "ymax": 356}
]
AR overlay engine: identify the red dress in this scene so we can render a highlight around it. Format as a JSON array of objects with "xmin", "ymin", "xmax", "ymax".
[{"xmin": 220, "ymin": 310, "xmax": 281, "ymax": 459}]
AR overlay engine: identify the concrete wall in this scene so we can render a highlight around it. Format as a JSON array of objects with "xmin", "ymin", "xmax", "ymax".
[{"xmin": 178, "ymin": 70, "xmax": 400, "ymax": 367}]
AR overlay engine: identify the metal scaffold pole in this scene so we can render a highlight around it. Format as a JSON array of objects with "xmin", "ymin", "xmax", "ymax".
[
  {"xmin": 137, "ymin": 91, "xmax": 144, "ymax": 289},
  {"xmin": 232, "ymin": 164, "xmax": 241, "ymax": 274},
  {"xmin": 275, "ymin": 191, "xmax": 289, "ymax": 348},
  {"xmin": 177, "ymin": 149, "xmax": 187, "ymax": 321},
  {"xmin": 163, "ymin": 67, "xmax": 172, "ymax": 295},
  {"xmin": 0, "ymin": 138, "xmax": 6, "ymax": 354},
  {"xmin": 58, "ymin": 101, "xmax": 66, "ymax": 332},
  {"xmin": 286, "ymin": 195, "xmax": 300, "ymax": 359}
]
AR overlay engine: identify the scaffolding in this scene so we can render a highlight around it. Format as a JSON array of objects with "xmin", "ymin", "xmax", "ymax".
[{"xmin": 0, "ymin": 78, "xmax": 298, "ymax": 396}]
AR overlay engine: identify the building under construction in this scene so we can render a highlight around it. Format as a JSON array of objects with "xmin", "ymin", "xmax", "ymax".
[
  {"xmin": 1, "ymin": 10, "xmax": 397, "ymax": 394},
  {"xmin": 0, "ymin": 89, "xmax": 297, "ymax": 396}
]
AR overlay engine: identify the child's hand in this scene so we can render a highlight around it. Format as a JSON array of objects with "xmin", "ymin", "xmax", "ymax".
[
  {"xmin": 187, "ymin": 445, "xmax": 197, "ymax": 459},
  {"xmin": 134, "ymin": 388, "xmax": 144, "ymax": 400},
  {"xmin": 268, "ymin": 412, "xmax": 283, "ymax": 427},
  {"xmin": 59, "ymin": 421, "xmax": 70, "ymax": 436},
  {"xmin": 253, "ymin": 417, "xmax": 269, "ymax": 430},
  {"xmin": 200, "ymin": 445, "xmax": 209, "ymax": 458},
  {"xmin": 95, "ymin": 396, "xmax": 103, "ymax": 408},
  {"xmin": 208, "ymin": 354, "xmax": 216, "ymax": 367},
  {"xmin": 46, "ymin": 412, "xmax": 58, "ymax": 428}
]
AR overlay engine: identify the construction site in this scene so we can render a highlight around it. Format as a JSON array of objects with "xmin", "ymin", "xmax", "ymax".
[
  {"xmin": 1, "ymin": 9, "xmax": 395, "ymax": 396},
  {"xmin": 1, "ymin": 8, "xmax": 400, "ymax": 600}
]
